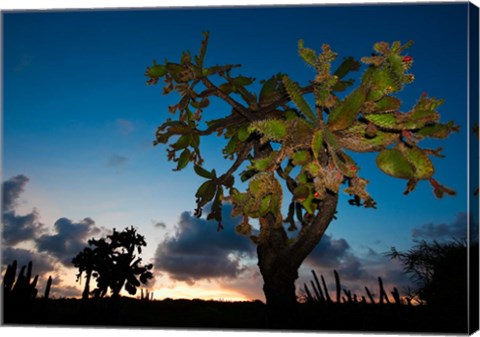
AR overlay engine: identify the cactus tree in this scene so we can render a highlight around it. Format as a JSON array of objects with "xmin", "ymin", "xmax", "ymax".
[
  {"xmin": 145, "ymin": 33, "xmax": 458, "ymax": 327},
  {"xmin": 72, "ymin": 227, "xmax": 154, "ymax": 299}
]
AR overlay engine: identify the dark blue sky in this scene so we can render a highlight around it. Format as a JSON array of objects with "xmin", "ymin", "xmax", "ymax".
[{"xmin": 2, "ymin": 3, "xmax": 475, "ymax": 300}]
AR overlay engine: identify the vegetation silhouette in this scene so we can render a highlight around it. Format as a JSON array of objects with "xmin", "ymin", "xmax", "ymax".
[
  {"xmin": 1, "ymin": 260, "xmax": 52, "ymax": 323},
  {"xmin": 2, "ymin": 262, "xmax": 471, "ymax": 333},
  {"xmin": 72, "ymin": 226, "xmax": 153, "ymax": 299},
  {"xmin": 389, "ymin": 238, "xmax": 479, "ymax": 333},
  {"xmin": 390, "ymin": 239, "xmax": 478, "ymax": 308},
  {"xmin": 301, "ymin": 269, "xmax": 401, "ymax": 305},
  {"xmin": 145, "ymin": 33, "xmax": 458, "ymax": 328}
]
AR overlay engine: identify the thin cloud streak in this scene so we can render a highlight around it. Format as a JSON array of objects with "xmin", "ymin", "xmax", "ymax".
[
  {"xmin": 412, "ymin": 212, "xmax": 468, "ymax": 241},
  {"xmin": 106, "ymin": 154, "xmax": 129, "ymax": 168},
  {"xmin": 116, "ymin": 118, "xmax": 134, "ymax": 136}
]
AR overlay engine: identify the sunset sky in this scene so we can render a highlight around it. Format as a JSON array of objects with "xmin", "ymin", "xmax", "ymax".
[{"xmin": 2, "ymin": 2, "xmax": 477, "ymax": 302}]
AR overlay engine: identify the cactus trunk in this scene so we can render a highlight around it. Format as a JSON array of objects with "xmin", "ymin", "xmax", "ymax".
[
  {"xmin": 254, "ymin": 192, "xmax": 337, "ymax": 328},
  {"xmin": 256, "ymin": 214, "xmax": 298, "ymax": 329},
  {"xmin": 260, "ymin": 262, "xmax": 298, "ymax": 329},
  {"xmin": 82, "ymin": 269, "xmax": 92, "ymax": 300}
]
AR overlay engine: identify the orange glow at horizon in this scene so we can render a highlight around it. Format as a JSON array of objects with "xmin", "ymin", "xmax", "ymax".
[
  {"xmin": 53, "ymin": 270, "xmax": 257, "ymax": 302},
  {"xmin": 149, "ymin": 284, "xmax": 253, "ymax": 302},
  {"xmin": 145, "ymin": 274, "xmax": 258, "ymax": 302}
]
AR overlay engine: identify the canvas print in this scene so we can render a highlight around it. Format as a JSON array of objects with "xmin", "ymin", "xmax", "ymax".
[{"xmin": 1, "ymin": 1, "xmax": 479, "ymax": 334}]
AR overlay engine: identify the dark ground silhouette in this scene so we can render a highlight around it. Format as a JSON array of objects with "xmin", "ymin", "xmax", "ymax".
[{"xmin": 2, "ymin": 296, "xmax": 470, "ymax": 333}]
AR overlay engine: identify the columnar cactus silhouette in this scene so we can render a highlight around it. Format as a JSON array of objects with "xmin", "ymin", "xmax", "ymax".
[
  {"xmin": 2, "ymin": 260, "xmax": 39, "ymax": 302},
  {"xmin": 145, "ymin": 33, "xmax": 458, "ymax": 327}
]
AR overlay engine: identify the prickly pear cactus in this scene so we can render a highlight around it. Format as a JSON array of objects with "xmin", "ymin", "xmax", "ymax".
[{"xmin": 146, "ymin": 33, "xmax": 458, "ymax": 239}]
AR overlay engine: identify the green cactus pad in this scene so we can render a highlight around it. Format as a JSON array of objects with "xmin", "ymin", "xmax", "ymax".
[
  {"xmin": 327, "ymin": 87, "xmax": 367, "ymax": 131},
  {"xmin": 259, "ymin": 194, "xmax": 273, "ymax": 216},
  {"xmin": 376, "ymin": 148, "xmax": 416, "ymax": 179},
  {"xmin": 237, "ymin": 124, "xmax": 251, "ymax": 142},
  {"xmin": 332, "ymin": 150, "xmax": 358, "ymax": 178},
  {"xmin": 298, "ymin": 39, "xmax": 318, "ymax": 68},
  {"xmin": 323, "ymin": 128, "xmax": 341, "ymax": 152},
  {"xmin": 415, "ymin": 121, "xmax": 459, "ymax": 139},
  {"xmin": 259, "ymin": 75, "xmax": 281, "ymax": 106},
  {"xmin": 234, "ymin": 172, "xmax": 283, "ymax": 219},
  {"xmin": 335, "ymin": 122, "xmax": 399, "ymax": 152},
  {"xmin": 305, "ymin": 161, "xmax": 322, "ymax": 176},
  {"xmin": 401, "ymin": 109, "xmax": 440, "ymax": 126},
  {"xmin": 283, "ymin": 76, "xmax": 316, "ymax": 122},
  {"xmin": 294, "ymin": 184, "xmax": 311, "ymax": 201},
  {"xmin": 386, "ymin": 54, "xmax": 404, "ymax": 89},
  {"xmin": 195, "ymin": 180, "xmax": 217, "ymax": 207},
  {"xmin": 285, "ymin": 116, "xmax": 314, "ymax": 145},
  {"xmin": 176, "ymin": 148, "xmax": 191, "ymax": 170},
  {"xmin": 372, "ymin": 96, "xmax": 401, "ymax": 113},
  {"xmin": 249, "ymin": 119, "xmax": 288, "ymax": 142},
  {"xmin": 301, "ymin": 193, "xmax": 316, "ymax": 214},
  {"xmin": 147, "ymin": 64, "xmax": 167, "ymax": 78},
  {"xmin": 364, "ymin": 111, "xmax": 436, "ymax": 131},
  {"xmin": 398, "ymin": 143, "xmax": 434, "ymax": 179},
  {"xmin": 334, "ymin": 56, "xmax": 361, "ymax": 80},
  {"xmin": 364, "ymin": 113, "xmax": 398, "ymax": 129},
  {"xmin": 250, "ymin": 151, "xmax": 279, "ymax": 171},
  {"xmin": 311, "ymin": 129, "xmax": 324, "ymax": 160},
  {"xmin": 292, "ymin": 150, "xmax": 311, "ymax": 166}
]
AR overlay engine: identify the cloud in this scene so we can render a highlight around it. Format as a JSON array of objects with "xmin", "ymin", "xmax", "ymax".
[
  {"xmin": 305, "ymin": 234, "xmax": 367, "ymax": 281},
  {"xmin": 106, "ymin": 154, "xmax": 129, "ymax": 168},
  {"xmin": 153, "ymin": 221, "xmax": 166, "ymax": 229},
  {"xmin": 2, "ymin": 211, "xmax": 42, "ymax": 245},
  {"xmin": 2, "ymin": 246, "xmax": 57, "ymax": 277},
  {"xmin": 154, "ymin": 205, "xmax": 255, "ymax": 285},
  {"xmin": 301, "ymin": 212, "xmax": 474, "ymax": 298},
  {"xmin": 50, "ymin": 284, "xmax": 81, "ymax": 299},
  {"xmin": 2, "ymin": 175, "xmax": 44, "ymax": 245},
  {"xmin": 116, "ymin": 118, "xmax": 134, "ymax": 136},
  {"xmin": 306, "ymin": 234, "xmax": 350, "ymax": 267},
  {"xmin": 300, "ymin": 233, "xmax": 414, "ymax": 300},
  {"xmin": 1, "ymin": 175, "xmax": 105, "ymax": 299},
  {"xmin": 2, "ymin": 174, "xmax": 29, "ymax": 212},
  {"xmin": 412, "ymin": 212, "xmax": 468, "ymax": 241},
  {"xmin": 0, "ymin": 246, "xmax": 65, "ymax": 297},
  {"xmin": 216, "ymin": 267, "xmax": 264, "ymax": 301},
  {"xmin": 2, "ymin": 175, "xmax": 103, "ymax": 265},
  {"xmin": 358, "ymin": 247, "xmax": 411, "ymax": 286},
  {"xmin": 35, "ymin": 217, "xmax": 102, "ymax": 266}
]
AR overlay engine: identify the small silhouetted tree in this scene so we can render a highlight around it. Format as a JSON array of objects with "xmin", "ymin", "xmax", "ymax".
[
  {"xmin": 145, "ymin": 33, "xmax": 458, "ymax": 327},
  {"xmin": 389, "ymin": 239, "xmax": 474, "ymax": 308},
  {"xmin": 72, "ymin": 226, "xmax": 153, "ymax": 299}
]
